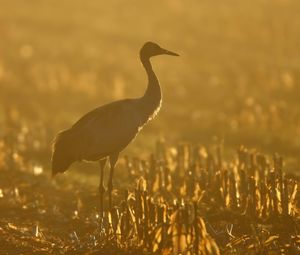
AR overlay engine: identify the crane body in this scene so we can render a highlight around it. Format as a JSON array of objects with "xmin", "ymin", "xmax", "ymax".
[{"xmin": 51, "ymin": 42, "xmax": 179, "ymax": 211}]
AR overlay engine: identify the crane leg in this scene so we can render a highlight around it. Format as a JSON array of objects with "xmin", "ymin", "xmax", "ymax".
[
  {"xmin": 108, "ymin": 153, "xmax": 119, "ymax": 210},
  {"xmin": 99, "ymin": 158, "xmax": 107, "ymax": 217}
]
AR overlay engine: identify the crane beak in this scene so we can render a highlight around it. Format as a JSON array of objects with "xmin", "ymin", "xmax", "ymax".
[{"xmin": 161, "ymin": 48, "xmax": 180, "ymax": 56}]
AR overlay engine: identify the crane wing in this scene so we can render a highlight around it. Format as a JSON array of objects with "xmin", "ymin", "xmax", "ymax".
[{"xmin": 71, "ymin": 99, "xmax": 142, "ymax": 161}]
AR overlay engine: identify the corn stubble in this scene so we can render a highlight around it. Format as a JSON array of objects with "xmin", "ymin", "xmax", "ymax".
[
  {"xmin": 83, "ymin": 141, "xmax": 299, "ymax": 254},
  {"xmin": 0, "ymin": 136, "xmax": 299, "ymax": 254}
]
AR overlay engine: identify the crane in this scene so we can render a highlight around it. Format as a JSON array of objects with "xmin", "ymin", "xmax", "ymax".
[{"xmin": 51, "ymin": 42, "xmax": 179, "ymax": 213}]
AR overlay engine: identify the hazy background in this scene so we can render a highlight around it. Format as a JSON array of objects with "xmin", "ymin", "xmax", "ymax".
[{"xmin": 1, "ymin": 0, "xmax": 300, "ymax": 173}]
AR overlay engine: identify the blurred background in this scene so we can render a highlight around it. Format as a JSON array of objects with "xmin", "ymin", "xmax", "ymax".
[{"xmin": 0, "ymin": 0, "xmax": 300, "ymax": 173}]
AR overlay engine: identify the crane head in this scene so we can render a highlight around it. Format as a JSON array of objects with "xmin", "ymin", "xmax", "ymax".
[{"xmin": 140, "ymin": 42, "xmax": 179, "ymax": 59}]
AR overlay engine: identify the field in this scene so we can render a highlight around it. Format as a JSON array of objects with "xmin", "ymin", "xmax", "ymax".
[{"xmin": 0, "ymin": 0, "xmax": 300, "ymax": 254}]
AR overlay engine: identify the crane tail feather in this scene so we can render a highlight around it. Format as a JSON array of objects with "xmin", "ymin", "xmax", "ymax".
[{"xmin": 51, "ymin": 129, "xmax": 77, "ymax": 176}]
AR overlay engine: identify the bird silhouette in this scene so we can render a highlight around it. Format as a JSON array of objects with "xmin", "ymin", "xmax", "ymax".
[{"xmin": 51, "ymin": 42, "xmax": 179, "ymax": 212}]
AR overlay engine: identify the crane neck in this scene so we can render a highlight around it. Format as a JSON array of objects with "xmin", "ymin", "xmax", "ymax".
[{"xmin": 139, "ymin": 55, "xmax": 162, "ymax": 120}]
